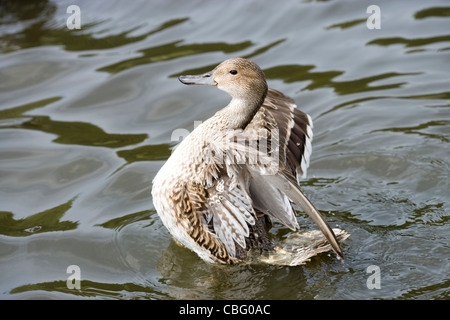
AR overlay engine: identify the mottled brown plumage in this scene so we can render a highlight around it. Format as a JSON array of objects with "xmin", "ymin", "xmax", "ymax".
[{"xmin": 152, "ymin": 58, "xmax": 343, "ymax": 264}]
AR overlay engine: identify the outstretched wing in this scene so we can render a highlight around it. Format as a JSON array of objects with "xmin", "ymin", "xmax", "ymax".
[
  {"xmin": 206, "ymin": 175, "xmax": 256, "ymax": 258},
  {"xmin": 239, "ymin": 88, "xmax": 314, "ymax": 230},
  {"xmin": 177, "ymin": 89, "xmax": 342, "ymax": 261},
  {"xmin": 256, "ymin": 88, "xmax": 313, "ymax": 179},
  {"xmin": 242, "ymin": 89, "xmax": 344, "ymax": 259},
  {"xmin": 171, "ymin": 180, "xmax": 234, "ymax": 263}
]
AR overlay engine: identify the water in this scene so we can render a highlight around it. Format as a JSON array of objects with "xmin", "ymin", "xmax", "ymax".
[{"xmin": 0, "ymin": 0, "xmax": 449, "ymax": 300}]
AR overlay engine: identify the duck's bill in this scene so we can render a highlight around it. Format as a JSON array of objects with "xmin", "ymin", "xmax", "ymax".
[{"xmin": 178, "ymin": 71, "xmax": 216, "ymax": 86}]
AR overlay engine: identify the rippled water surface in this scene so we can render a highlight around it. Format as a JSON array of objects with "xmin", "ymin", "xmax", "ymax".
[{"xmin": 0, "ymin": 0, "xmax": 449, "ymax": 299}]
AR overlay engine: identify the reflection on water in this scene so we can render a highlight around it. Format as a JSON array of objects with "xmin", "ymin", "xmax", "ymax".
[
  {"xmin": 265, "ymin": 64, "xmax": 421, "ymax": 95},
  {"xmin": 156, "ymin": 241, "xmax": 315, "ymax": 300},
  {"xmin": 0, "ymin": 198, "xmax": 77, "ymax": 237},
  {"xmin": 100, "ymin": 39, "xmax": 254, "ymax": 74},
  {"xmin": 0, "ymin": 0, "xmax": 449, "ymax": 300},
  {"xmin": 170, "ymin": 39, "xmax": 287, "ymax": 77},
  {"xmin": 374, "ymin": 120, "xmax": 450, "ymax": 143},
  {"xmin": 0, "ymin": 0, "xmax": 172, "ymax": 53},
  {"xmin": 117, "ymin": 144, "xmax": 173, "ymax": 164},
  {"xmin": 0, "ymin": 97, "xmax": 147, "ymax": 147},
  {"xmin": 367, "ymin": 34, "xmax": 450, "ymax": 48},
  {"xmin": 97, "ymin": 210, "xmax": 153, "ymax": 231}
]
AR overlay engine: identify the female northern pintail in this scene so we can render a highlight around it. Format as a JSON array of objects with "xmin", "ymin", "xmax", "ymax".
[{"xmin": 152, "ymin": 58, "xmax": 343, "ymax": 264}]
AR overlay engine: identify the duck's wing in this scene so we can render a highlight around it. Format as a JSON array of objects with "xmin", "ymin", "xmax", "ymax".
[
  {"xmin": 170, "ymin": 180, "xmax": 235, "ymax": 263},
  {"xmin": 241, "ymin": 88, "xmax": 313, "ymax": 229},
  {"xmin": 205, "ymin": 174, "xmax": 257, "ymax": 259},
  {"xmin": 259, "ymin": 88, "xmax": 313, "ymax": 179},
  {"xmin": 242, "ymin": 89, "xmax": 344, "ymax": 259},
  {"xmin": 171, "ymin": 131, "xmax": 268, "ymax": 263}
]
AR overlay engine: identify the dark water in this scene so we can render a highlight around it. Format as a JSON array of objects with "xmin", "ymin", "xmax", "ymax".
[{"xmin": 0, "ymin": 0, "xmax": 449, "ymax": 299}]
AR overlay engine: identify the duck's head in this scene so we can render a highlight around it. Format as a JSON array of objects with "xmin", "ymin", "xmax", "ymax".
[{"xmin": 179, "ymin": 58, "xmax": 268, "ymax": 102}]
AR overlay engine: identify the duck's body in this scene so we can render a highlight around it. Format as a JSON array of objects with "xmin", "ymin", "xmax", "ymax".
[{"xmin": 152, "ymin": 58, "xmax": 343, "ymax": 264}]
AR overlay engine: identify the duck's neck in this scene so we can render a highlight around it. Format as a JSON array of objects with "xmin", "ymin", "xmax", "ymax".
[{"xmin": 217, "ymin": 93, "xmax": 267, "ymax": 130}]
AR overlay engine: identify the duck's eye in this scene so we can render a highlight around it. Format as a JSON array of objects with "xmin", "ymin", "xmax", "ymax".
[{"xmin": 229, "ymin": 70, "xmax": 238, "ymax": 75}]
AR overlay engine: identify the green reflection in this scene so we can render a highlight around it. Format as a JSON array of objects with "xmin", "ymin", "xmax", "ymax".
[
  {"xmin": 330, "ymin": 71, "xmax": 419, "ymax": 95},
  {"xmin": 10, "ymin": 279, "xmax": 166, "ymax": 299},
  {"xmin": 414, "ymin": 7, "xmax": 450, "ymax": 19},
  {"xmin": 264, "ymin": 64, "xmax": 419, "ymax": 95},
  {"xmin": 0, "ymin": 198, "xmax": 78, "ymax": 237},
  {"xmin": 104, "ymin": 38, "xmax": 287, "ymax": 76},
  {"xmin": 20, "ymin": 116, "xmax": 147, "ymax": 148},
  {"xmin": 0, "ymin": 98, "xmax": 147, "ymax": 148},
  {"xmin": 99, "ymin": 40, "xmax": 253, "ymax": 74},
  {"xmin": 117, "ymin": 144, "xmax": 173, "ymax": 164},
  {"xmin": 0, "ymin": 96, "xmax": 61, "ymax": 118},
  {"xmin": 372, "ymin": 120, "xmax": 450, "ymax": 142},
  {"xmin": 264, "ymin": 64, "xmax": 342, "ymax": 88},
  {"xmin": 45, "ymin": 18, "xmax": 188, "ymax": 52},
  {"xmin": 319, "ymin": 91, "xmax": 450, "ymax": 118},
  {"xmin": 397, "ymin": 279, "xmax": 450, "ymax": 299},
  {"xmin": 0, "ymin": 0, "xmax": 189, "ymax": 53},
  {"xmin": 403, "ymin": 91, "xmax": 450, "ymax": 100},
  {"xmin": 326, "ymin": 18, "xmax": 366, "ymax": 30},
  {"xmin": 96, "ymin": 210, "xmax": 153, "ymax": 231},
  {"xmin": 367, "ymin": 35, "xmax": 450, "ymax": 48},
  {"xmin": 306, "ymin": 177, "xmax": 345, "ymax": 188},
  {"xmin": 243, "ymin": 39, "xmax": 286, "ymax": 59},
  {"xmin": 170, "ymin": 39, "xmax": 286, "ymax": 77}
]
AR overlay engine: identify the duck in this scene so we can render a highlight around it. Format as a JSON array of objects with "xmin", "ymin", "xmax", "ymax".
[{"xmin": 151, "ymin": 57, "xmax": 343, "ymax": 264}]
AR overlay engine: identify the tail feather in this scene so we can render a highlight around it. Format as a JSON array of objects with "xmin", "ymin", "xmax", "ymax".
[{"xmin": 263, "ymin": 173, "xmax": 344, "ymax": 259}]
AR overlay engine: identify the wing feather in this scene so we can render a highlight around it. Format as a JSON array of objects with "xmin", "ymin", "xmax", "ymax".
[
  {"xmin": 251, "ymin": 88, "xmax": 313, "ymax": 178},
  {"xmin": 207, "ymin": 177, "xmax": 257, "ymax": 258},
  {"xmin": 176, "ymin": 88, "xmax": 342, "ymax": 262}
]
